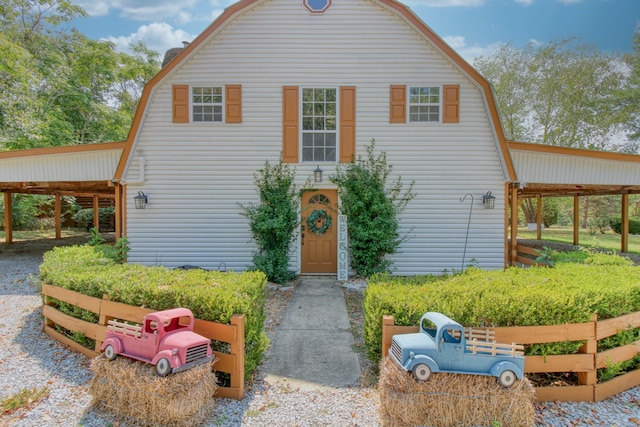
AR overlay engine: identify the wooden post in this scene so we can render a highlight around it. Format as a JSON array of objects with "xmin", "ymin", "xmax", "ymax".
[
  {"xmin": 622, "ymin": 193, "xmax": 629, "ymax": 254},
  {"xmin": 122, "ymin": 185, "xmax": 127, "ymax": 237},
  {"xmin": 573, "ymin": 196, "xmax": 580, "ymax": 246},
  {"xmin": 536, "ymin": 194, "xmax": 542, "ymax": 240},
  {"xmin": 114, "ymin": 184, "xmax": 122, "ymax": 239},
  {"xmin": 93, "ymin": 194, "xmax": 99, "ymax": 232},
  {"xmin": 54, "ymin": 193, "xmax": 62, "ymax": 239},
  {"xmin": 504, "ymin": 183, "xmax": 509, "ymax": 268},
  {"xmin": 577, "ymin": 315, "xmax": 598, "ymax": 401},
  {"xmin": 3, "ymin": 192, "xmax": 12, "ymax": 244},
  {"xmin": 229, "ymin": 315, "xmax": 245, "ymax": 399},
  {"xmin": 510, "ymin": 185, "xmax": 519, "ymax": 266}
]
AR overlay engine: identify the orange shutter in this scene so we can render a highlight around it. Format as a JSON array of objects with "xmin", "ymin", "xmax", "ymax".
[
  {"xmin": 340, "ymin": 86, "xmax": 356, "ymax": 163},
  {"xmin": 390, "ymin": 85, "xmax": 406, "ymax": 123},
  {"xmin": 172, "ymin": 84, "xmax": 189, "ymax": 123},
  {"xmin": 282, "ymin": 86, "xmax": 299, "ymax": 163},
  {"xmin": 225, "ymin": 84, "xmax": 242, "ymax": 123},
  {"xmin": 443, "ymin": 84, "xmax": 460, "ymax": 123}
]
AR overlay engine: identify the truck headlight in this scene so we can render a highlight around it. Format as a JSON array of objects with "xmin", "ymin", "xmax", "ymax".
[
  {"xmin": 172, "ymin": 348, "xmax": 178, "ymax": 356},
  {"xmin": 409, "ymin": 351, "xmax": 415, "ymax": 359}
]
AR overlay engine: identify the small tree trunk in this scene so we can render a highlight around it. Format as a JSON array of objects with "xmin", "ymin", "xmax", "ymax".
[{"xmin": 581, "ymin": 197, "xmax": 589, "ymax": 229}]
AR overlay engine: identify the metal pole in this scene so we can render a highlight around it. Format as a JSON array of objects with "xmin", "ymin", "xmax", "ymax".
[{"xmin": 459, "ymin": 193, "xmax": 474, "ymax": 271}]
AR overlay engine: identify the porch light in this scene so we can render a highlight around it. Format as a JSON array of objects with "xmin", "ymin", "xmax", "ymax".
[
  {"xmin": 134, "ymin": 191, "xmax": 148, "ymax": 209},
  {"xmin": 314, "ymin": 165, "xmax": 323, "ymax": 183},
  {"xmin": 482, "ymin": 191, "xmax": 496, "ymax": 210}
]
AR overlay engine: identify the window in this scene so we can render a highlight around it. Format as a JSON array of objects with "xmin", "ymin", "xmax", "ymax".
[
  {"xmin": 192, "ymin": 86, "xmax": 223, "ymax": 122},
  {"xmin": 409, "ymin": 86, "xmax": 440, "ymax": 122},
  {"xmin": 302, "ymin": 88, "xmax": 336, "ymax": 162}
]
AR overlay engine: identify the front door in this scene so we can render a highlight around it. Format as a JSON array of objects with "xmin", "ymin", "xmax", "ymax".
[{"xmin": 301, "ymin": 189, "xmax": 338, "ymax": 273}]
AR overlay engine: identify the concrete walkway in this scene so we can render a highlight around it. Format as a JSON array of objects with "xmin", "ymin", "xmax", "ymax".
[{"xmin": 262, "ymin": 276, "xmax": 361, "ymax": 389}]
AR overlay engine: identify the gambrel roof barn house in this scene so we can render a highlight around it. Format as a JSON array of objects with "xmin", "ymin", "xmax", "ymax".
[{"xmin": 2, "ymin": 0, "xmax": 640, "ymax": 276}]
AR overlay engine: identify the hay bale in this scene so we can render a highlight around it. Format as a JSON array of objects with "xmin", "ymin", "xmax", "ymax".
[
  {"xmin": 378, "ymin": 357, "xmax": 535, "ymax": 427},
  {"xmin": 90, "ymin": 356, "xmax": 218, "ymax": 427}
]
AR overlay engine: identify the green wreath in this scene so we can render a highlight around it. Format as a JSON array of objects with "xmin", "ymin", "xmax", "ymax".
[{"xmin": 307, "ymin": 209, "xmax": 332, "ymax": 235}]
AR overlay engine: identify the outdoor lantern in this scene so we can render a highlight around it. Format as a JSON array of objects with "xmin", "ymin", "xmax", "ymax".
[
  {"xmin": 482, "ymin": 191, "xmax": 496, "ymax": 209},
  {"xmin": 314, "ymin": 165, "xmax": 323, "ymax": 183},
  {"xmin": 134, "ymin": 191, "xmax": 148, "ymax": 209}
]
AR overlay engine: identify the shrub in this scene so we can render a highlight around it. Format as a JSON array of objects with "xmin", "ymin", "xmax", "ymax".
[
  {"xmin": 331, "ymin": 140, "xmax": 415, "ymax": 276},
  {"xmin": 39, "ymin": 245, "xmax": 268, "ymax": 377},
  {"xmin": 240, "ymin": 159, "xmax": 301, "ymax": 284},
  {"xmin": 72, "ymin": 206, "xmax": 115, "ymax": 230},
  {"xmin": 609, "ymin": 215, "xmax": 640, "ymax": 234},
  {"xmin": 363, "ymin": 258, "xmax": 640, "ymax": 363}
]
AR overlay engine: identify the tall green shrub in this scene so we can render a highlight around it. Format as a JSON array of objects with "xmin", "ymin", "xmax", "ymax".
[
  {"xmin": 240, "ymin": 159, "xmax": 301, "ymax": 284},
  {"xmin": 331, "ymin": 140, "xmax": 415, "ymax": 277}
]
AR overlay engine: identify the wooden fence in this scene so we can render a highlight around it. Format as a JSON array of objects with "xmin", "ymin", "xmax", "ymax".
[
  {"xmin": 41, "ymin": 284, "xmax": 245, "ymax": 400},
  {"xmin": 382, "ymin": 312, "xmax": 640, "ymax": 402},
  {"xmin": 513, "ymin": 244, "xmax": 545, "ymax": 266}
]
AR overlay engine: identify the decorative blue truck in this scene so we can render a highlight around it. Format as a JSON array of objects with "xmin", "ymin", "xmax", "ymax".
[{"xmin": 389, "ymin": 312, "xmax": 525, "ymax": 388}]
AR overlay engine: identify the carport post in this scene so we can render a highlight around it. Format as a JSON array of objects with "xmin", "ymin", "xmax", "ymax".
[
  {"xmin": 536, "ymin": 194, "xmax": 542, "ymax": 240},
  {"xmin": 573, "ymin": 196, "xmax": 580, "ymax": 246},
  {"xmin": 622, "ymin": 193, "xmax": 629, "ymax": 253},
  {"xmin": 93, "ymin": 195, "xmax": 99, "ymax": 232},
  {"xmin": 54, "ymin": 193, "xmax": 62, "ymax": 239},
  {"xmin": 3, "ymin": 192, "xmax": 12, "ymax": 243}
]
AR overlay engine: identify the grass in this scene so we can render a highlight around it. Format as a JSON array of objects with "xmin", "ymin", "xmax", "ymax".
[
  {"xmin": 516, "ymin": 226, "xmax": 640, "ymax": 255},
  {"xmin": 0, "ymin": 228, "xmax": 88, "ymax": 241},
  {"xmin": 1, "ymin": 387, "xmax": 49, "ymax": 416}
]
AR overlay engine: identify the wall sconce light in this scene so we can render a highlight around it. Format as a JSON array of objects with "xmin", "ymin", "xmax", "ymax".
[
  {"xmin": 482, "ymin": 191, "xmax": 496, "ymax": 209},
  {"xmin": 134, "ymin": 191, "xmax": 148, "ymax": 209},
  {"xmin": 314, "ymin": 165, "xmax": 323, "ymax": 183}
]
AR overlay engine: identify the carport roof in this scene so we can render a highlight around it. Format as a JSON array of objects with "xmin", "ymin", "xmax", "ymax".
[
  {"xmin": 508, "ymin": 142, "xmax": 640, "ymax": 198},
  {"xmin": 0, "ymin": 142, "xmax": 124, "ymax": 195}
]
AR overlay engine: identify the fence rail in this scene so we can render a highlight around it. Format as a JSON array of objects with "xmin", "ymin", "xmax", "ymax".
[
  {"xmin": 41, "ymin": 284, "xmax": 245, "ymax": 400},
  {"xmin": 382, "ymin": 312, "xmax": 640, "ymax": 402}
]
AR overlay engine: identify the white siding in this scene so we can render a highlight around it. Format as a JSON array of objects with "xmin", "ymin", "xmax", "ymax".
[
  {"xmin": 124, "ymin": 0, "xmax": 507, "ymax": 274},
  {"xmin": 0, "ymin": 149, "xmax": 122, "ymax": 182}
]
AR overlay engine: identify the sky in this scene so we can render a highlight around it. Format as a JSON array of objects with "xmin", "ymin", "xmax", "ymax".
[{"xmin": 69, "ymin": 0, "xmax": 639, "ymax": 63}]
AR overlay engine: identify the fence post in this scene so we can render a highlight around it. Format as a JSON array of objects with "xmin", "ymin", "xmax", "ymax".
[
  {"xmin": 577, "ymin": 314, "xmax": 598, "ymax": 395},
  {"xmin": 230, "ymin": 314, "xmax": 245, "ymax": 399},
  {"xmin": 382, "ymin": 315, "xmax": 396, "ymax": 358}
]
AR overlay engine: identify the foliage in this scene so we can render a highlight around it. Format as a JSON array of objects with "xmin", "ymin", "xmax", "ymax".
[
  {"xmin": 240, "ymin": 159, "xmax": 301, "ymax": 284},
  {"xmin": 475, "ymin": 38, "xmax": 627, "ymax": 151},
  {"xmin": 331, "ymin": 140, "xmax": 415, "ymax": 276},
  {"xmin": 363, "ymin": 255, "xmax": 640, "ymax": 363},
  {"xmin": 71, "ymin": 206, "xmax": 115, "ymax": 229},
  {"xmin": 87, "ymin": 227, "xmax": 104, "ymax": 246},
  {"xmin": 0, "ymin": 386, "xmax": 49, "ymax": 415},
  {"xmin": 0, "ymin": 0, "xmax": 160, "ymax": 150},
  {"xmin": 533, "ymin": 245, "xmax": 556, "ymax": 267},
  {"xmin": 618, "ymin": 28, "xmax": 640, "ymax": 147},
  {"xmin": 542, "ymin": 198, "xmax": 559, "ymax": 227},
  {"xmin": 610, "ymin": 215, "xmax": 640, "ymax": 235},
  {"xmin": 39, "ymin": 245, "xmax": 269, "ymax": 377}
]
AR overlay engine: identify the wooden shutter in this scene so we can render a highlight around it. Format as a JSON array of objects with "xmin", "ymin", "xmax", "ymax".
[
  {"xmin": 282, "ymin": 86, "xmax": 299, "ymax": 163},
  {"xmin": 390, "ymin": 85, "xmax": 406, "ymax": 123},
  {"xmin": 172, "ymin": 84, "xmax": 189, "ymax": 123},
  {"xmin": 225, "ymin": 85, "xmax": 242, "ymax": 123},
  {"xmin": 340, "ymin": 86, "xmax": 356, "ymax": 163},
  {"xmin": 443, "ymin": 84, "xmax": 460, "ymax": 124}
]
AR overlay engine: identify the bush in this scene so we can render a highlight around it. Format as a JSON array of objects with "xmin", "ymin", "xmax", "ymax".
[
  {"xmin": 609, "ymin": 215, "xmax": 640, "ymax": 234},
  {"xmin": 72, "ymin": 207, "xmax": 115, "ymax": 230},
  {"xmin": 39, "ymin": 245, "xmax": 269, "ymax": 377},
  {"xmin": 363, "ymin": 256, "xmax": 640, "ymax": 362}
]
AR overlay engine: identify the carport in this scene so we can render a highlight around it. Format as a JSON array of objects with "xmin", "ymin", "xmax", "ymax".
[
  {"xmin": 0, "ymin": 142, "xmax": 125, "ymax": 243},
  {"xmin": 507, "ymin": 142, "xmax": 640, "ymax": 266}
]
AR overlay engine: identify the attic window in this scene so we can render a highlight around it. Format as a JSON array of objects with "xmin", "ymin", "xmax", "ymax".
[
  {"xmin": 304, "ymin": 0, "xmax": 331, "ymax": 13},
  {"xmin": 409, "ymin": 86, "xmax": 440, "ymax": 122},
  {"xmin": 192, "ymin": 86, "xmax": 223, "ymax": 122}
]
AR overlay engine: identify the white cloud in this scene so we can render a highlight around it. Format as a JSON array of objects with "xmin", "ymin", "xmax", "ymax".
[
  {"xmin": 105, "ymin": 22, "xmax": 196, "ymax": 55},
  {"xmin": 72, "ymin": 0, "xmax": 200, "ymax": 21},
  {"xmin": 443, "ymin": 35, "xmax": 502, "ymax": 63},
  {"xmin": 514, "ymin": 0, "xmax": 533, "ymax": 5}
]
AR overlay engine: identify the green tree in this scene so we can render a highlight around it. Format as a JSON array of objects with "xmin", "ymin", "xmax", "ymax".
[
  {"xmin": 240, "ymin": 159, "xmax": 301, "ymax": 284},
  {"xmin": 331, "ymin": 141, "xmax": 415, "ymax": 277},
  {"xmin": 475, "ymin": 38, "xmax": 627, "ymax": 150},
  {"xmin": 618, "ymin": 28, "xmax": 640, "ymax": 150}
]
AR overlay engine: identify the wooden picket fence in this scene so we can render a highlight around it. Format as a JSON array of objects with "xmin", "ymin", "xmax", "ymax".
[
  {"xmin": 41, "ymin": 284, "xmax": 245, "ymax": 400},
  {"xmin": 382, "ymin": 312, "xmax": 640, "ymax": 402}
]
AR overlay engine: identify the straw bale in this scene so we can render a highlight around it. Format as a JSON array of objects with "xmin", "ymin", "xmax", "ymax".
[
  {"xmin": 89, "ymin": 356, "xmax": 218, "ymax": 427},
  {"xmin": 378, "ymin": 357, "xmax": 535, "ymax": 427}
]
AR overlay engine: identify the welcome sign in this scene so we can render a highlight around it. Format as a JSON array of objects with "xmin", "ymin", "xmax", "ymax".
[{"xmin": 337, "ymin": 215, "xmax": 348, "ymax": 281}]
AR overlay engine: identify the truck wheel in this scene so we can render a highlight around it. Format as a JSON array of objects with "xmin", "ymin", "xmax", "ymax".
[
  {"xmin": 156, "ymin": 358, "xmax": 172, "ymax": 377},
  {"xmin": 412, "ymin": 363, "xmax": 432, "ymax": 381},
  {"xmin": 103, "ymin": 344, "xmax": 117, "ymax": 361},
  {"xmin": 498, "ymin": 370, "xmax": 517, "ymax": 388}
]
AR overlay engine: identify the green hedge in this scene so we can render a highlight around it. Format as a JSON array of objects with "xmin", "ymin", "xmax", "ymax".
[
  {"xmin": 610, "ymin": 215, "xmax": 640, "ymax": 234},
  {"xmin": 364, "ymin": 253, "xmax": 640, "ymax": 362},
  {"xmin": 39, "ymin": 245, "xmax": 269, "ymax": 377}
]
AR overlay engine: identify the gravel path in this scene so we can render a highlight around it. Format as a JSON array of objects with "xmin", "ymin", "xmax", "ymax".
[{"xmin": 1, "ymin": 236, "xmax": 640, "ymax": 426}]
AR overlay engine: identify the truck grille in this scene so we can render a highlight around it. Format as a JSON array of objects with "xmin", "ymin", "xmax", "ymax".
[
  {"xmin": 390, "ymin": 341, "xmax": 402, "ymax": 363},
  {"xmin": 186, "ymin": 344, "xmax": 209, "ymax": 363}
]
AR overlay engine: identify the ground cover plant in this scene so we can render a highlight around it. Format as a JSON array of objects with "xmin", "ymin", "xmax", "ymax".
[
  {"xmin": 363, "ymin": 251, "xmax": 640, "ymax": 384},
  {"xmin": 517, "ymin": 225, "xmax": 640, "ymax": 255},
  {"xmin": 39, "ymin": 245, "xmax": 269, "ymax": 377}
]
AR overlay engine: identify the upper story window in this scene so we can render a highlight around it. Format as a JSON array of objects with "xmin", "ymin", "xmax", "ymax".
[
  {"xmin": 409, "ymin": 86, "xmax": 440, "ymax": 122},
  {"xmin": 192, "ymin": 86, "xmax": 223, "ymax": 122},
  {"xmin": 304, "ymin": 0, "xmax": 332, "ymax": 13},
  {"xmin": 302, "ymin": 88, "xmax": 336, "ymax": 162}
]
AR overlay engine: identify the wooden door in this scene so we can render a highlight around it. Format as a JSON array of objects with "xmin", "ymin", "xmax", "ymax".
[{"xmin": 301, "ymin": 189, "xmax": 338, "ymax": 273}]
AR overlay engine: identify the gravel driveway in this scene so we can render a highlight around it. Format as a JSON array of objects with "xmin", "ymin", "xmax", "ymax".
[{"xmin": 2, "ymin": 236, "xmax": 640, "ymax": 426}]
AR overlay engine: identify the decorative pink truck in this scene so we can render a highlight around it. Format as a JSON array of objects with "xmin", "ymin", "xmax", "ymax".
[{"xmin": 101, "ymin": 308, "xmax": 213, "ymax": 376}]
